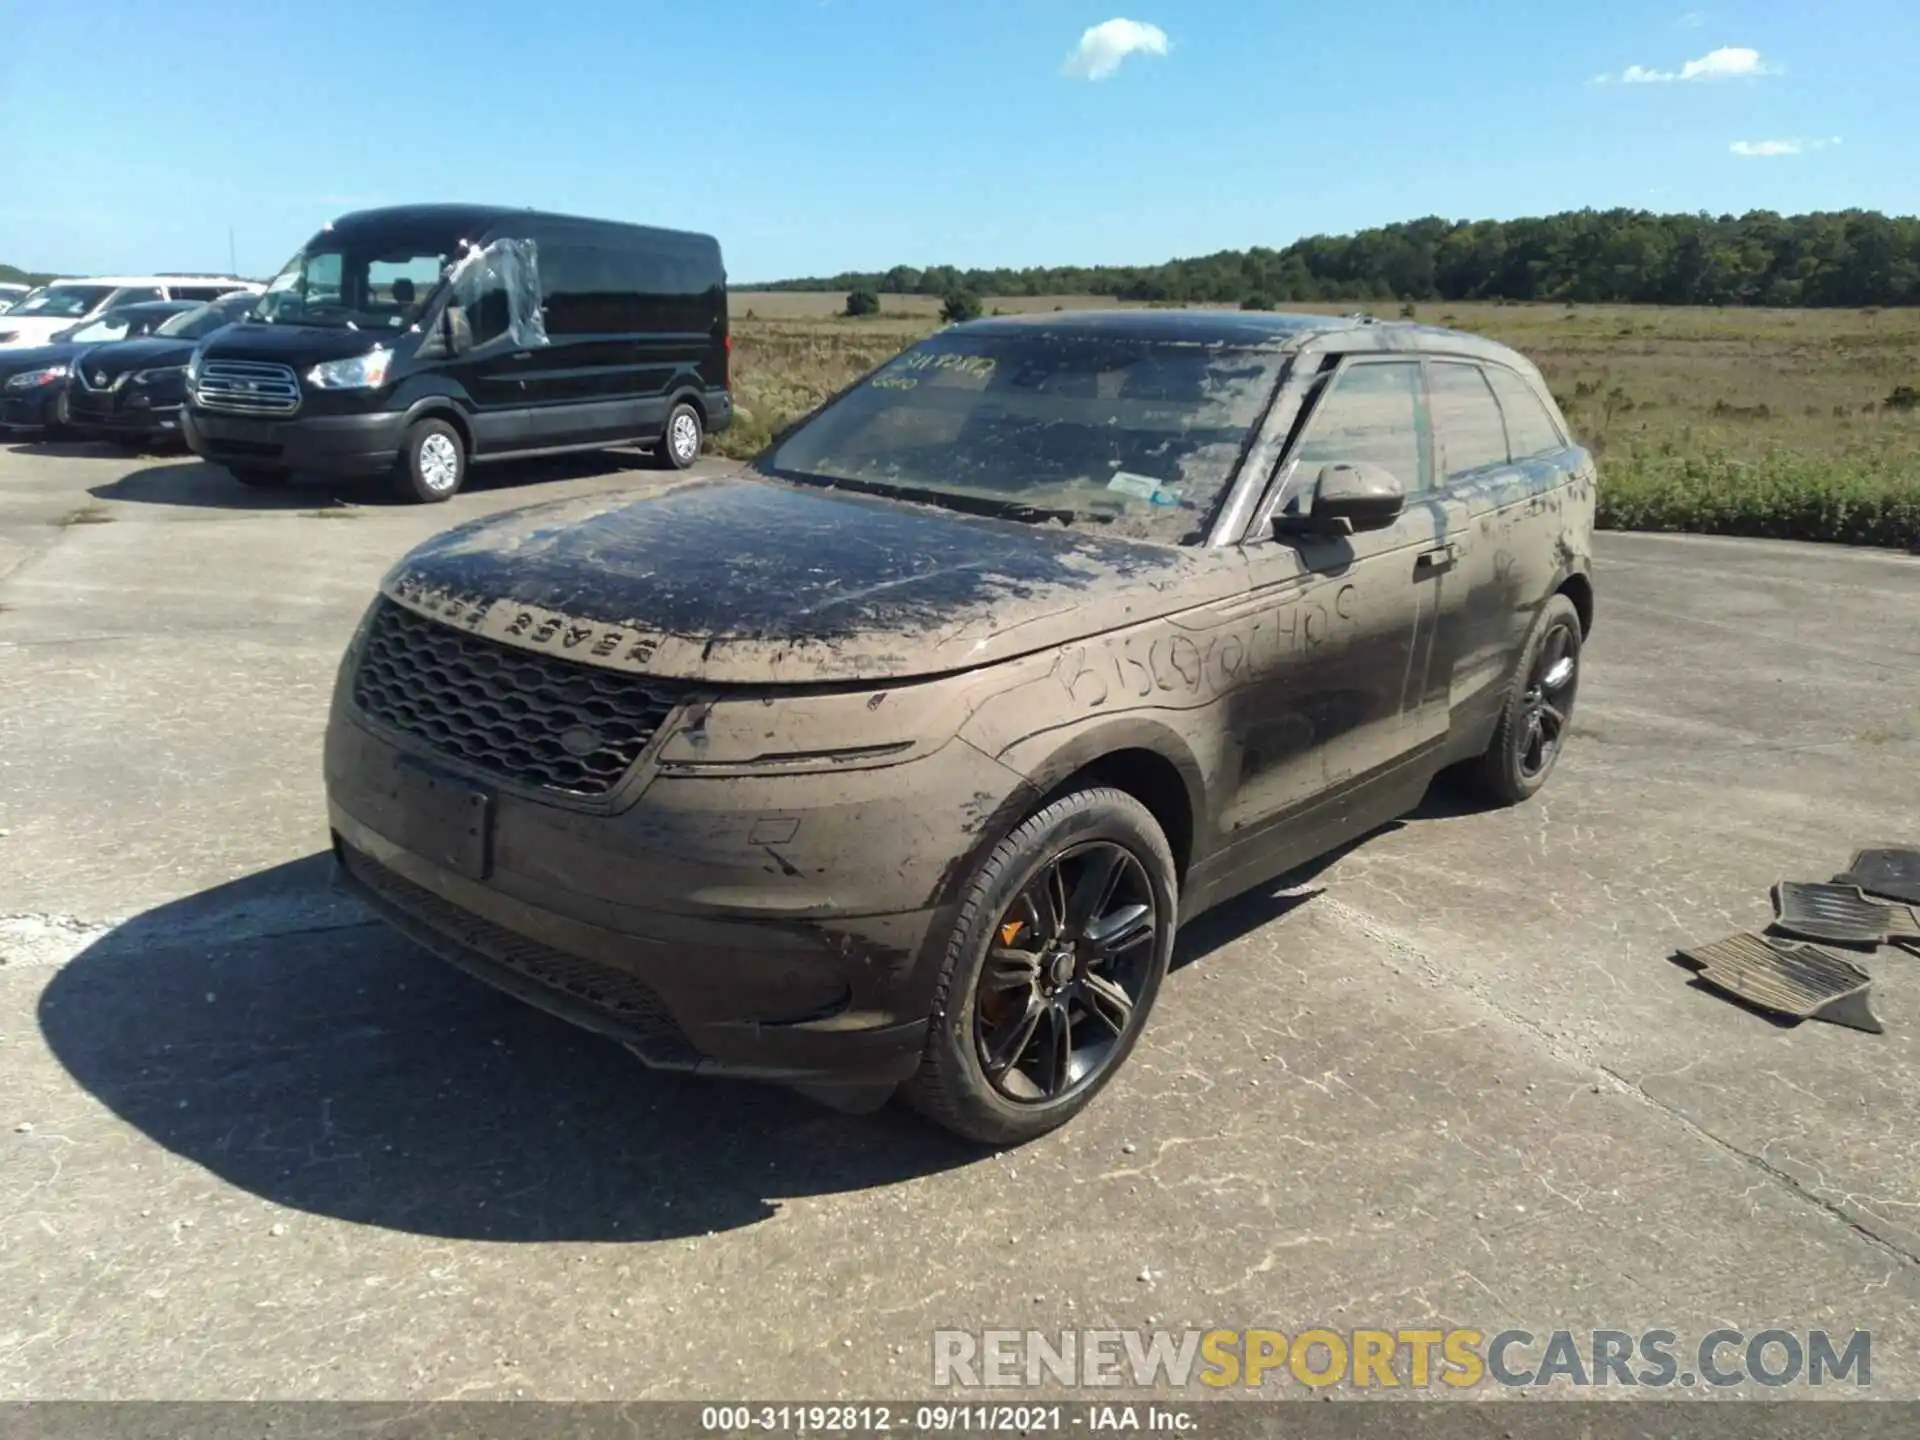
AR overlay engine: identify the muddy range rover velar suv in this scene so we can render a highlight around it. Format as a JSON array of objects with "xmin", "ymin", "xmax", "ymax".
[{"xmin": 325, "ymin": 309, "xmax": 1595, "ymax": 1143}]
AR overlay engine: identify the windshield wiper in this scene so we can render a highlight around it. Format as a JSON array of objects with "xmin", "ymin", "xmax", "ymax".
[{"xmin": 777, "ymin": 469, "xmax": 1083, "ymax": 525}]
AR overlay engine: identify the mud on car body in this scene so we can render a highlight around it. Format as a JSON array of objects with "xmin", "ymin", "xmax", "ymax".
[{"xmin": 324, "ymin": 309, "xmax": 1596, "ymax": 1143}]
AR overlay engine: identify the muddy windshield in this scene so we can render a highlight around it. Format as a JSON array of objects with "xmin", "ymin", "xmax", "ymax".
[
  {"xmin": 253, "ymin": 227, "xmax": 457, "ymax": 331},
  {"xmin": 765, "ymin": 331, "xmax": 1287, "ymax": 542}
]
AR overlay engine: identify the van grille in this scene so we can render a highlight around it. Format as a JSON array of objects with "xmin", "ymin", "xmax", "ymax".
[
  {"xmin": 195, "ymin": 359, "xmax": 300, "ymax": 415},
  {"xmin": 352, "ymin": 599, "xmax": 686, "ymax": 797}
]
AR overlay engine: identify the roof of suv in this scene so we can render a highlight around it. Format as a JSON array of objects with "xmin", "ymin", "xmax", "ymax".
[{"xmin": 956, "ymin": 306, "xmax": 1531, "ymax": 367}]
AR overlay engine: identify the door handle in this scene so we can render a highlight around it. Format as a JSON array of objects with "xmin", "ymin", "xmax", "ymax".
[
  {"xmin": 1415, "ymin": 543, "xmax": 1458, "ymax": 571},
  {"xmin": 511, "ymin": 351, "xmax": 533, "ymax": 361}
]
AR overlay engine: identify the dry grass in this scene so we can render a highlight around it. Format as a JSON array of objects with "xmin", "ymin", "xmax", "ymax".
[{"xmin": 719, "ymin": 294, "xmax": 1920, "ymax": 548}]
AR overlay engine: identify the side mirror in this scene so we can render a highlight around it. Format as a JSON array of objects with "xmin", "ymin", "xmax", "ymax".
[{"xmin": 1275, "ymin": 462, "xmax": 1406, "ymax": 538}]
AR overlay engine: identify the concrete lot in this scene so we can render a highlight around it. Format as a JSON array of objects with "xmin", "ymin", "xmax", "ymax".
[{"xmin": 2, "ymin": 439, "xmax": 1918, "ymax": 1401}]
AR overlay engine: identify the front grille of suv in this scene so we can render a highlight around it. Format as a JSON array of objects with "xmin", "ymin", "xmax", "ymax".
[{"xmin": 352, "ymin": 598, "xmax": 687, "ymax": 796}]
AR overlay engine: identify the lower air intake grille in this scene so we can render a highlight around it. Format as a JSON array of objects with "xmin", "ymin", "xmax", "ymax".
[
  {"xmin": 353, "ymin": 598, "xmax": 686, "ymax": 796},
  {"xmin": 343, "ymin": 845, "xmax": 699, "ymax": 1063}
]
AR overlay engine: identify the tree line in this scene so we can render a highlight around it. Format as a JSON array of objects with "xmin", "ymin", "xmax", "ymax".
[{"xmin": 755, "ymin": 208, "xmax": 1920, "ymax": 308}]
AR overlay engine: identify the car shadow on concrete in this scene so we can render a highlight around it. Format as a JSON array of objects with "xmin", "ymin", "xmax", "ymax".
[
  {"xmin": 38, "ymin": 853, "xmax": 977, "ymax": 1244},
  {"xmin": 86, "ymin": 450, "xmax": 667, "ymax": 511},
  {"xmin": 37, "ymin": 774, "xmax": 1503, "ymax": 1245}
]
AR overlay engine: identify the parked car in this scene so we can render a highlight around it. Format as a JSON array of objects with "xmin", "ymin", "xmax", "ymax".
[
  {"xmin": 323, "ymin": 308, "xmax": 1598, "ymax": 1143},
  {"xmin": 0, "ymin": 283, "xmax": 30, "ymax": 313},
  {"xmin": 0, "ymin": 275, "xmax": 261, "ymax": 350},
  {"xmin": 0, "ymin": 300, "xmax": 200, "ymax": 436},
  {"xmin": 183, "ymin": 203, "xmax": 731, "ymax": 502},
  {"xmin": 66, "ymin": 292, "xmax": 259, "ymax": 450}
]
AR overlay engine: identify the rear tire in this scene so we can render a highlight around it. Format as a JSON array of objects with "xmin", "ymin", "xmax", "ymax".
[
  {"xmin": 1468, "ymin": 593, "xmax": 1583, "ymax": 806},
  {"xmin": 228, "ymin": 466, "xmax": 291, "ymax": 489},
  {"xmin": 655, "ymin": 401, "xmax": 703, "ymax": 470},
  {"xmin": 904, "ymin": 786, "xmax": 1177, "ymax": 1146},
  {"xmin": 394, "ymin": 417, "xmax": 466, "ymax": 503}
]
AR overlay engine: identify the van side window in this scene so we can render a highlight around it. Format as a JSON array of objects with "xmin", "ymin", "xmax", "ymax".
[
  {"xmin": 542, "ymin": 243, "xmax": 627, "ymax": 335},
  {"xmin": 111, "ymin": 287, "xmax": 163, "ymax": 307},
  {"xmin": 1483, "ymin": 366, "xmax": 1566, "ymax": 458},
  {"xmin": 1428, "ymin": 361, "xmax": 1509, "ymax": 478},
  {"xmin": 1290, "ymin": 360, "xmax": 1428, "ymax": 497}
]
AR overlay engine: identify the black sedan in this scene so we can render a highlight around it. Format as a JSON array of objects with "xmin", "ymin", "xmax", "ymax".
[
  {"xmin": 67, "ymin": 292, "xmax": 260, "ymax": 449},
  {"xmin": 0, "ymin": 301, "xmax": 198, "ymax": 436}
]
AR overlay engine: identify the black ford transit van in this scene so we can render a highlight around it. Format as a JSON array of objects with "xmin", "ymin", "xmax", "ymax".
[{"xmin": 183, "ymin": 204, "xmax": 731, "ymax": 502}]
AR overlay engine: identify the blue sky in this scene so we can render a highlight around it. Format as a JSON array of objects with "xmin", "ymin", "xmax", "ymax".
[{"xmin": 2, "ymin": 0, "xmax": 1916, "ymax": 282}]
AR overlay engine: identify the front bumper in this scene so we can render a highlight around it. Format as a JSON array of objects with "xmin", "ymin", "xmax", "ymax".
[
  {"xmin": 68, "ymin": 385, "xmax": 182, "ymax": 438},
  {"xmin": 324, "ymin": 703, "xmax": 1028, "ymax": 1085},
  {"xmin": 183, "ymin": 405, "xmax": 407, "ymax": 477}
]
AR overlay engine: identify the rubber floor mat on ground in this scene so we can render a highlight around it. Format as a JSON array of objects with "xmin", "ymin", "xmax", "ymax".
[
  {"xmin": 1836, "ymin": 847, "xmax": 1920, "ymax": 907},
  {"xmin": 1678, "ymin": 932, "xmax": 1884, "ymax": 1033},
  {"xmin": 1772, "ymin": 881, "xmax": 1920, "ymax": 948}
]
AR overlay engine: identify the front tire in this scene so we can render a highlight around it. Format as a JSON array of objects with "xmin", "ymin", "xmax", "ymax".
[
  {"xmin": 656, "ymin": 401, "xmax": 703, "ymax": 470},
  {"xmin": 394, "ymin": 417, "xmax": 466, "ymax": 503},
  {"xmin": 1469, "ymin": 593, "xmax": 1583, "ymax": 805},
  {"xmin": 905, "ymin": 786, "xmax": 1177, "ymax": 1146}
]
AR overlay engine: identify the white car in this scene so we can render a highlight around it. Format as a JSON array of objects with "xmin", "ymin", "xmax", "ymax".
[
  {"xmin": 0, "ymin": 275, "xmax": 263, "ymax": 349},
  {"xmin": 0, "ymin": 283, "xmax": 30, "ymax": 313}
]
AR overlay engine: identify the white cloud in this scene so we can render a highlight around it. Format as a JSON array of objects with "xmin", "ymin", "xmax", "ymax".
[
  {"xmin": 1606, "ymin": 45, "xmax": 1778, "ymax": 83},
  {"xmin": 1063, "ymin": 18, "xmax": 1170, "ymax": 81},
  {"xmin": 1676, "ymin": 10, "xmax": 1707, "ymax": 28},
  {"xmin": 1730, "ymin": 136, "xmax": 1840, "ymax": 157}
]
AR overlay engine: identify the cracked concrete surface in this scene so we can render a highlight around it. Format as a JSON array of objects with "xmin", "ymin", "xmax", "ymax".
[{"xmin": 2, "ymin": 442, "xmax": 1918, "ymax": 1400}]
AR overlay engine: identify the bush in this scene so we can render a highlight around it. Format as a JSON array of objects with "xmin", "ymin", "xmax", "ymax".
[
  {"xmin": 1241, "ymin": 292, "xmax": 1274, "ymax": 311},
  {"xmin": 1598, "ymin": 447, "xmax": 1920, "ymax": 550},
  {"xmin": 940, "ymin": 290, "xmax": 982, "ymax": 324},
  {"xmin": 1399, "ymin": 301, "xmax": 1418, "ymax": 319},
  {"xmin": 1883, "ymin": 384, "xmax": 1919, "ymax": 412},
  {"xmin": 844, "ymin": 288, "xmax": 880, "ymax": 318}
]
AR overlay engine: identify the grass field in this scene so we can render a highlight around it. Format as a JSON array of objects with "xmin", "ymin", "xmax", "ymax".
[{"xmin": 721, "ymin": 292, "xmax": 1920, "ymax": 549}]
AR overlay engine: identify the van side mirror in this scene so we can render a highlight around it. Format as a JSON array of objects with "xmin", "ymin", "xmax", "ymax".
[{"xmin": 1274, "ymin": 462, "xmax": 1406, "ymax": 538}]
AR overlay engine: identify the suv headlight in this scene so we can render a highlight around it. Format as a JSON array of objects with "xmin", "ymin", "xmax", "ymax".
[
  {"xmin": 5, "ymin": 363, "xmax": 66, "ymax": 390},
  {"xmin": 305, "ymin": 348, "xmax": 392, "ymax": 390},
  {"xmin": 132, "ymin": 365, "xmax": 186, "ymax": 385},
  {"xmin": 186, "ymin": 348, "xmax": 205, "ymax": 385}
]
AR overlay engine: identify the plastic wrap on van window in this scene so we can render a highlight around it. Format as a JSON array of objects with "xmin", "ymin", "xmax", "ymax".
[{"xmin": 448, "ymin": 237, "xmax": 549, "ymax": 349}]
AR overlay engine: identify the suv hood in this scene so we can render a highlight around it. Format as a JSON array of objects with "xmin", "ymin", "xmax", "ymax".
[
  {"xmin": 198, "ymin": 321, "xmax": 390, "ymax": 366},
  {"xmin": 380, "ymin": 472, "xmax": 1240, "ymax": 684}
]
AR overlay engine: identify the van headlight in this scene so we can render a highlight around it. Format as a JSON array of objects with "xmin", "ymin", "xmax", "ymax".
[{"xmin": 306, "ymin": 348, "xmax": 392, "ymax": 390}]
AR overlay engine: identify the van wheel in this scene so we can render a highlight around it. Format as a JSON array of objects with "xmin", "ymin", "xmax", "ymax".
[
  {"xmin": 395, "ymin": 418, "xmax": 466, "ymax": 503},
  {"xmin": 656, "ymin": 402, "xmax": 703, "ymax": 469},
  {"xmin": 1469, "ymin": 593, "xmax": 1583, "ymax": 805},
  {"xmin": 904, "ymin": 786, "xmax": 1178, "ymax": 1146},
  {"xmin": 228, "ymin": 466, "xmax": 291, "ymax": 488}
]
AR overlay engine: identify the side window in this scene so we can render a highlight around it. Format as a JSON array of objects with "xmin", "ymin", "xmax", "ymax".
[
  {"xmin": 1428, "ymin": 362, "xmax": 1510, "ymax": 479},
  {"xmin": 1290, "ymin": 360, "xmax": 1428, "ymax": 499},
  {"xmin": 109, "ymin": 287, "xmax": 162, "ymax": 309},
  {"xmin": 1484, "ymin": 366, "xmax": 1566, "ymax": 459},
  {"xmin": 467, "ymin": 272, "xmax": 513, "ymax": 347},
  {"xmin": 543, "ymin": 242, "xmax": 629, "ymax": 335}
]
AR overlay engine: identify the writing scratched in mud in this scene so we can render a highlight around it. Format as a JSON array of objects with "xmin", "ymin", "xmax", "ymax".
[{"xmin": 1056, "ymin": 584, "xmax": 1359, "ymax": 709}]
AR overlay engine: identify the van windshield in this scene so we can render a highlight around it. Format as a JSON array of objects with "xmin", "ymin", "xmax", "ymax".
[
  {"xmin": 764, "ymin": 331, "xmax": 1287, "ymax": 543},
  {"xmin": 253, "ymin": 231, "xmax": 458, "ymax": 330}
]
